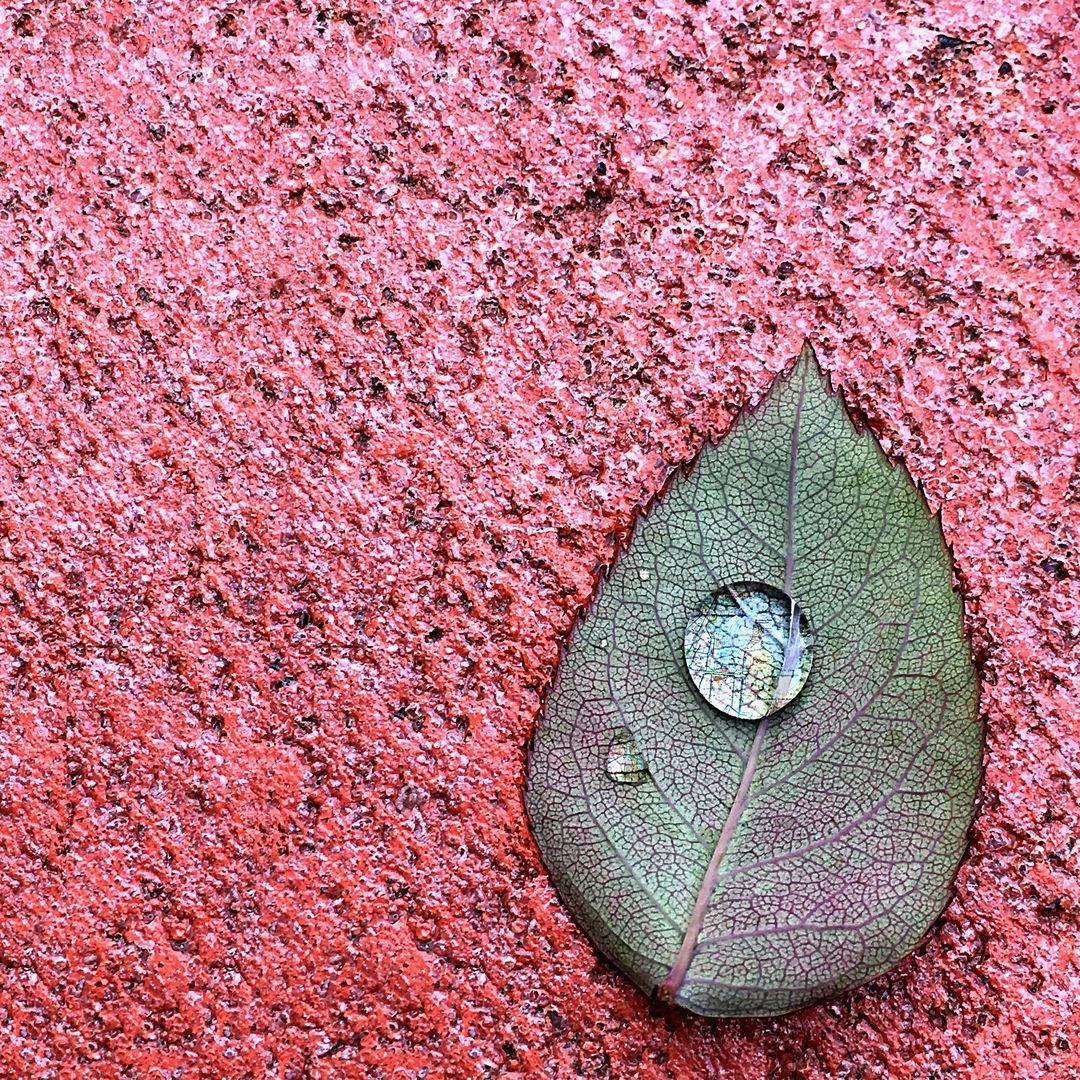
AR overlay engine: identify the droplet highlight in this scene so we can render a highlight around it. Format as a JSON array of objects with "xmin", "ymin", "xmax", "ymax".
[
  {"xmin": 605, "ymin": 729, "xmax": 650, "ymax": 784},
  {"xmin": 684, "ymin": 582, "xmax": 813, "ymax": 720}
]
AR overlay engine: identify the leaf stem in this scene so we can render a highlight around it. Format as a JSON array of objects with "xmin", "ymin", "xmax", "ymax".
[{"xmin": 657, "ymin": 717, "xmax": 770, "ymax": 1004}]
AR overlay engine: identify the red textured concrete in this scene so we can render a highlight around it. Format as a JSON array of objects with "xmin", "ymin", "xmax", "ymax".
[{"xmin": 0, "ymin": 2, "xmax": 1077, "ymax": 1077}]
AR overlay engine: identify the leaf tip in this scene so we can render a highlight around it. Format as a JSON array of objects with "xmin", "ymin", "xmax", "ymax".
[{"xmin": 796, "ymin": 337, "xmax": 834, "ymax": 392}]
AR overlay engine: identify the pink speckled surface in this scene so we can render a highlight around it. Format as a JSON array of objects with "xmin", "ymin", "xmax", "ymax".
[{"xmin": 1, "ymin": 2, "xmax": 1078, "ymax": 1077}]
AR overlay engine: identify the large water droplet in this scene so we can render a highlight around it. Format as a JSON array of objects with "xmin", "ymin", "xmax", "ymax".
[
  {"xmin": 605, "ymin": 729, "xmax": 649, "ymax": 784},
  {"xmin": 684, "ymin": 582, "xmax": 813, "ymax": 720}
]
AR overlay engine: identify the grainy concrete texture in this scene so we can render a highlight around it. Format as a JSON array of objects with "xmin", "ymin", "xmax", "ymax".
[{"xmin": 1, "ymin": 1, "xmax": 1077, "ymax": 1077}]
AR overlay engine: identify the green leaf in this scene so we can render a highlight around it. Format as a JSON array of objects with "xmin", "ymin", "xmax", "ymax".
[{"xmin": 526, "ymin": 342, "xmax": 981, "ymax": 1017}]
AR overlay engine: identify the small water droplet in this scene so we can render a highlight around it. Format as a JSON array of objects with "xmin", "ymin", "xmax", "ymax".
[
  {"xmin": 684, "ymin": 581, "xmax": 813, "ymax": 720},
  {"xmin": 605, "ymin": 729, "xmax": 649, "ymax": 784}
]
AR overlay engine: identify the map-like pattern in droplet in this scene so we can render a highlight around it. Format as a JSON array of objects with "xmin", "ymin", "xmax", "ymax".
[
  {"xmin": 605, "ymin": 729, "xmax": 650, "ymax": 784},
  {"xmin": 683, "ymin": 582, "xmax": 813, "ymax": 720}
]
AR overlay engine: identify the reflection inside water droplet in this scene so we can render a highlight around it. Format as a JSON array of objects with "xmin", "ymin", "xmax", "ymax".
[
  {"xmin": 684, "ymin": 582, "xmax": 813, "ymax": 720},
  {"xmin": 605, "ymin": 729, "xmax": 650, "ymax": 784}
]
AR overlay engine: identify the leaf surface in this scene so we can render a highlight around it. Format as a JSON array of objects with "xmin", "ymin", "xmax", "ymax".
[{"xmin": 525, "ymin": 343, "xmax": 981, "ymax": 1017}]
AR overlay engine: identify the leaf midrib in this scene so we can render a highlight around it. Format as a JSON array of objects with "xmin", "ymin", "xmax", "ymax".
[{"xmin": 658, "ymin": 349, "xmax": 810, "ymax": 1003}]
